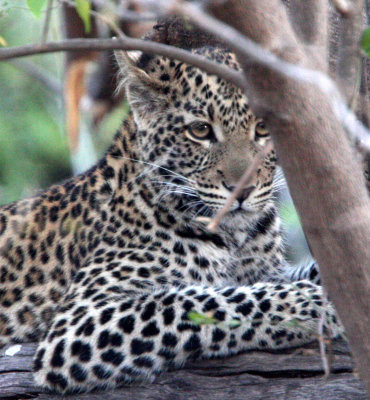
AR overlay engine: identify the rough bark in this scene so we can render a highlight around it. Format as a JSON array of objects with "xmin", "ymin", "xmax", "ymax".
[
  {"xmin": 207, "ymin": 0, "xmax": 370, "ymax": 393},
  {"xmin": 289, "ymin": 0, "xmax": 329, "ymax": 70},
  {"xmin": 0, "ymin": 342, "xmax": 366, "ymax": 399}
]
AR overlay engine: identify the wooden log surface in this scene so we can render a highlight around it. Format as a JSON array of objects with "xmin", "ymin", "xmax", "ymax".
[{"xmin": 0, "ymin": 341, "xmax": 367, "ymax": 399}]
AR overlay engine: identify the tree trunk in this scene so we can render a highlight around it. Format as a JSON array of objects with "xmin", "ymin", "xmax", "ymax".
[{"xmin": 206, "ymin": 0, "xmax": 370, "ymax": 392}]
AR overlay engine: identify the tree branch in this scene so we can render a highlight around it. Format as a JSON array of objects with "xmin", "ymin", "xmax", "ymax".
[
  {"xmin": 117, "ymin": 9, "xmax": 159, "ymax": 22},
  {"xmin": 1, "ymin": 17, "xmax": 369, "ymax": 152},
  {"xmin": 6, "ymin": 58, "xmax": 62, "ymax": 95},
  {"xmin": 0, "ymin": 37, "xmax": 246, "ymax": 90},
  {"xmin": 41, "ymin": 0, "xmax": 54, "ymax": 43}
]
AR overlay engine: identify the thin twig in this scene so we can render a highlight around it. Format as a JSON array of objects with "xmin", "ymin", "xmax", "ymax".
[
  {"xmin": 349, "ymin": 58, "xmax": 363, "ymax": 111},
  {"xmin": 117, "ymin": 9, "xmax": 160, "ymax": 22},
  {"xmin": 0, "ymin": 37, "xmax": 246, "ymax": 90},
  {"xmin": 41, "ymin": 0, "xmax": 54, "ymax": 43},
  {"xmin": 207, "ymin": 141, "xmax": 273, "ymax": 232},
  {"xmin": 90, "ymin": 0, "xmax": 159, "ymax": 21},
  {"xmin": 317, "ymin": 298, "xmax": 332, "ymax": 379},
  {"xmin": 6, "ymin": 58, "xmax": 62, "ymax": 95}
]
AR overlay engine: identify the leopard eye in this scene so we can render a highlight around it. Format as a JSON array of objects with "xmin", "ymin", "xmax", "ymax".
[
  {"xmin": 254, "ymin": 121, "xmax": 270, "ymax": 141},
  {"xmin": 188, "ymin": 122, "xmax": 215, "ymax": 141}
]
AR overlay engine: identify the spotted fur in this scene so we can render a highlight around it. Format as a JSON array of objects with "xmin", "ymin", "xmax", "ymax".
[{"xmin": 0, "ymin": 47, "xmax": 342, "ymax": 394}]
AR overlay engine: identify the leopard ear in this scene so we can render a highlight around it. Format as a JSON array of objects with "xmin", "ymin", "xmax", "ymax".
[
  {"xmin": 115, "ymin": 50, "xmax": 166, "ymax": 118},
  {"xmin": 115, "ymin": 50, "xmax": 154, "ymax": 87}
]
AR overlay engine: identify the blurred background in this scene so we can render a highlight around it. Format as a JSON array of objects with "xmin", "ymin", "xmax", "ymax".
[{"xmin": 0, "ymin": 0, "xmax": 311, "ymax": 264}]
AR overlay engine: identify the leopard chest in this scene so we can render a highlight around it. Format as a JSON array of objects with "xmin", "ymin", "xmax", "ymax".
[
  {"xmin": 163, "ymin": 237, "xmax": 234, "ymax": 287},
  {"xmin": 114, "ymin": 235, "xmax": 260, "ymax": 290}
]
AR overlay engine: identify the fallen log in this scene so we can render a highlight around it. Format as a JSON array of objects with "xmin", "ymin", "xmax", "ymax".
[{"xmin": 0, "ymin": 341, "xmax": 366, "ymax": 399}]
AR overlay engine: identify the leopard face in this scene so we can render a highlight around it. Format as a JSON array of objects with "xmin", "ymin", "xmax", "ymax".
[{"xmin": 117, "ymin": 47, "xmax": 277, "ymax": 221}]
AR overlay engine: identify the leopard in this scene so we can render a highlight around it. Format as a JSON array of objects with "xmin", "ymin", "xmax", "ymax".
[{"xmin": 0, "ymin": 45, "xmax": 343, "ymax": 394}]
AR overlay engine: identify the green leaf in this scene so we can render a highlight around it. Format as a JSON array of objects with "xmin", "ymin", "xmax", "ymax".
[
  {"xmin": 75, "ymin": 0, "xmax": 91, "ymax": 33},
  {"xmin": 361, "ymin": 27, "xmax": 370, "ymax": 58},
  {"xmin": 228, "ymin": 319, "xmax": 241, "ymax": 329},
  {"xmin": 26, "ymin": 0, "xmax": 47, "ymax": 18},
  {"xmin": 188, "ymin": 312, "xmax": 218, "ymax": 325}
]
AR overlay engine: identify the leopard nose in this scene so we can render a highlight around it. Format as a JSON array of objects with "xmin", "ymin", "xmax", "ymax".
[{"xmin": 222, "ymin": 182, "xmax": 256, "ymax": 204}]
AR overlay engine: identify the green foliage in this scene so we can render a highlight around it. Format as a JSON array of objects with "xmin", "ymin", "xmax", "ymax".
[
  {"xmin": 26, "ymin": 0, "xmax": 47, "ymax": 18},
  {"xmin": 188, "ymin": 312, "xmax": 218, "ymax": 325},
  {"xmin": 0, "ymin": 4, "xmax": 72, "ymax": 204},
  {"xmin": 0, "ymin": 2, "xmax": 130, "ymax": 205},
  {"xmin": 0, "ymin": 63, "xmax": 72, "ymax": 204},
  {"xmin": 361, "ymin": 27, "xmax": 370, "ymax": 58},
  {"xmin": 228, "ymin": 319, "xmax": 241, "ymax": 328},
  {"xmin": 188, "ymin": 312, "xmax": 241, "ymax": 328},
  {"xmin": 75, "ymin": 0, "xmax": 91, "ymax": 33}
]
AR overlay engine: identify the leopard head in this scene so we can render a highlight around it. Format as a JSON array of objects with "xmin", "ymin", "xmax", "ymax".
[{"xmin": 116, "ymin": 47, "xmax": 277, "ymax": 220}]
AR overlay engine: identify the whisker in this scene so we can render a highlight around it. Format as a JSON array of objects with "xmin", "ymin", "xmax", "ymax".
[
  {"xmin": 113, "ymin": 155, "xmax": 196, "ymax": 184},
  {"xmin": 153, "ymin": 188, "xmax": 198, "ymax": 203},
  {"xmin": 151, "ymin": 181, "xmax": 196, "ymax": 192},
  {"xmin": 273, "ymin": 168, "xmax": 287, "ymax": 193}
]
